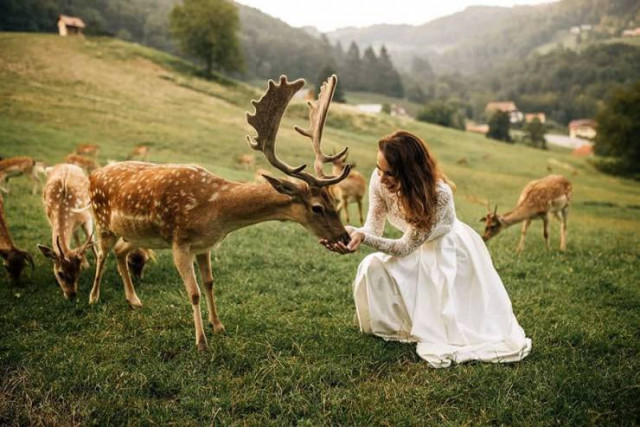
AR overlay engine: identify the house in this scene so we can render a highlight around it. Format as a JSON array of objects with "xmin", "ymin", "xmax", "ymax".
[
  {"xmin": 622, "ymin": 28, "xmax": 640, "ymax": 37},
  {"xmin": 569, "ymin": 119, "xmax": 597, "ymax": 139},
  {"xmin": 485, "ymin": 101, "xmax": 523, "ymax": 124},
  {"xmin": 58, "ymin": 15, "xmax": 85, "ymax": 37},
  {"xmin": 525, "ymin": 113, "xmax": 546, "ymax": 124},
  {"xmin": 572, "ymin": 144, "xmax": 594, "ymax": 157},
  {"xmin": 390, "ymin": 104, "xmax": 408, "ymax": 117}
]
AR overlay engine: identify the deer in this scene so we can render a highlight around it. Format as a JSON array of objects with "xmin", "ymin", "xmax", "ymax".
[
  {"xmin": 329, "ymin": 155, "xmax": 366, "ymax": 224},
  {"xmin": 0, "ymin": 193, "xmax": 34, "ymax": 284},
  {"xmin": 237, "ymin": 153, "xmax": 255, "ymax": 171},
  {"xmin": 65, "ymin": 153, "xmax": 100, "ymax": 173},
  {"xmin": 127, "ymin": 145, "xmax": 150, "ymax": 161},
  {"xmin": 75, "ymin": 143, "xmax": 99, "ymax": 157},
  {"xmin": 114, "ymin": 239, "xmax": 156, "ymax": 280},
  {"xmin": 37, "ymin": 164, "xmax": 95, "ymax": 300},
  {"xmin": 86, "ymin": 75, "xmax": 351, "ymax": 350},
  {"xmin": 0, "ymin": 156, "xmax": 45, "ymax": 195},
  {"xmin": 481, "ymin": 174, "xmax": 572, "ymax": 253}
]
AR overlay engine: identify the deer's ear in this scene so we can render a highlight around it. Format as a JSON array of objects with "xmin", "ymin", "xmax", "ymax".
[
  {"xmin": 262, "ymin": 174, "xmax": 299, "ymax": 197},
  {"xmin": 37, "ymin": 244, "xmax": 58, "ymax": 261},
  {"xmin": 479, "ymin": 216, "xmax": 487, "ymax": 222}
]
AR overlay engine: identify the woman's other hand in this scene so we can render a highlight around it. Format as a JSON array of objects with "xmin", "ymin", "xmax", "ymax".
[{"xmin": 346, "ymin": 230, "xmax": 364, "ymax": 252}]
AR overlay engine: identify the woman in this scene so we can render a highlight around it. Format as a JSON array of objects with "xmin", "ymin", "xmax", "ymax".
[{"xmin": 322, "ymin": 131, "xmax": 531, "ymax": 368}]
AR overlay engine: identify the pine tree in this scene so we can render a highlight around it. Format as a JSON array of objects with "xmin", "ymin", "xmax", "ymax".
[{"xmin": 343, "ymin": 42, "xmax": 362, "ymax": 91}]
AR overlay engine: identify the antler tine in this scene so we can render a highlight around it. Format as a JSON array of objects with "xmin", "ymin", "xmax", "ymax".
[
  {"xmin": 294, "ymin": 74, "xmax": 349, "ymax": 179},
  {"xmin": 246, "ymin": 75, "xmax": 308, "ymax": 176}
]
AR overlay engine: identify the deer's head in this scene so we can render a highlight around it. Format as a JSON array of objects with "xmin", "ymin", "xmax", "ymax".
[
  {"xmin": 480, "ymin": 205, "xmax": 505, "ymax": 242},
  {"xmin": 247, "ymin": 75, "xmax": 351, "ymax": 245},
  {"xmin": 0, "ymin": 248, "xmax": 33, "ymax": 284},
  {"xmin": 38, "ymin": 236, "xmax": 92, "ymax": 300},
  {"xmin": 127, "ymin": 248, "xmax": 155, "ymax": 280}
]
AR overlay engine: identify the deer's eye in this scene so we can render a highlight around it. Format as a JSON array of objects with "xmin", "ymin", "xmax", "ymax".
[{"xmin": 311, "ymin": 204, "xmax": 324, "ymax": 215}]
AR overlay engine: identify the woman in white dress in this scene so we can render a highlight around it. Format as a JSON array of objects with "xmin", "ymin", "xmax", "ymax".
[{"xmin": 322, "ymin": 131, "xmax": 531, "ymax": 368}]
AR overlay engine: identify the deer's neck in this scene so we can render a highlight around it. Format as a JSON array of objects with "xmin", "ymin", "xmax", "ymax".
[
  {"xmin": 501, "ymin": 205, "xmax": 537, "ymax": 226},
  {"xmin": 216, "ymin": 183, "xmax": 297, "ymax": 232}
]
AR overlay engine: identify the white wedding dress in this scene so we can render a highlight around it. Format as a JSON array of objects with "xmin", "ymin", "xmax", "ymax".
[{"xmin": 350, "ymin": 171, "xmax": 531, "ymax": 368}]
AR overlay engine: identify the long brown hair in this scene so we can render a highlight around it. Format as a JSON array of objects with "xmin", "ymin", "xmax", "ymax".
[{"xmin": 378, "ymin": 131, "xmax": 454, "ymax": 231}]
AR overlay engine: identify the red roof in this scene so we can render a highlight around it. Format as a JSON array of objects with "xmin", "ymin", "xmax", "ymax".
[
  {"xmin": 572, "ymin": 144, "xmax": 594, "ymax": 156},
  {"xmin": 58, "ymin": 15, "xmax": 85, "ymax": 29},
  {"xmin": 486, "ymin": 101, "xmax": 518, "ymax": 112},
  {"xmin": 569, "ymin": 119, "xmax": 596, "ymax": 129}
]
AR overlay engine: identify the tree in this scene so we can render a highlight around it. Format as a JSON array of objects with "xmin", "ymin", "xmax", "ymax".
[
  {"xmin": 594, "ymin": 81, "xmax": 640, "ymax": 176},
  {"xmin": 486, "ymin": 111, "xmax": 513, "ymax": 142},
  {"xmin": 342, "ymin": 42, "xmax": 362, "ymax": 91},
  {"xmin": 377, "ymin": 45, "xmax": 404, "ymax": 98},
  {"xmin": 525, "ymin": 117, "xmax": 547, "ymax": 149},
  {"xmin": 170, "ymin": 0, "xmax": 243, "ymax": 76},
  {"xmin": 417, "ymin": 100, "xmax": 465, "ymax": 130}
]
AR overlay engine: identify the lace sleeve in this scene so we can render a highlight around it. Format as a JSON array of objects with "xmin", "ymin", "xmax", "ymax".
[
  {"xmin": 361, "ymin": 182, "xmax": 456, "ymax": 256},
  {"xmin": 352, "ymin": 170, "xmax": 386, "ymax": 237}
]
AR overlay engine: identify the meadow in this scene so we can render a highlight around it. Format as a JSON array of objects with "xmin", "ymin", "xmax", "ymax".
[{"xmin": 0, "ymin": 33, "xmax": 639, "ymax": 425}]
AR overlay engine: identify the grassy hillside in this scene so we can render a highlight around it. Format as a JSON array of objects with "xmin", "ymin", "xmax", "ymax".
[{"xmin": 1, "ymin": 34, "xmax": 639, "ymax": 425}]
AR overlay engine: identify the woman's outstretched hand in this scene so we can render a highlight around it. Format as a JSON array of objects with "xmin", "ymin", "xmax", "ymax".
[{"xmin": 319, "ymin": 227, "xmax": 364, "ymax": 254}]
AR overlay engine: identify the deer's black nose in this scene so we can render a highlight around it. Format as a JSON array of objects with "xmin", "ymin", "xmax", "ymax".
[{"xmin": 338, "ymin": 232, "xmax": 351, "ymax": 245}]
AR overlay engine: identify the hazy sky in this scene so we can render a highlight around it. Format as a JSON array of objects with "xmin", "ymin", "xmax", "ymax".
[{"xmin": 235, "ymin": 0, "xmax": 559, "ymax": 32}]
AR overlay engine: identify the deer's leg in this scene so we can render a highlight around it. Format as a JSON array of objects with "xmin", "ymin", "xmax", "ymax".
[
  {"xmin": 342, "ymin": 196, "xmax": 350, "ymax": 223},
  {"xmin": 196, "ymin": 252, "xmax": 225, "ymax": 334},
  {"xmin": 0, "ymin": 174, "xmax": 9, "ymax": 194},
  {"xmin": 357, "ymin": 197, "xmax": 364, "ymax": 225},
  {"xmin": 114, "ymin": 240, "xmax": 142, "ymax": 308},
  {"xmin": 516, "ymin": 219, "xmax": 532, "ymax": 253},
  {"xmin": 173, "ymin": 244, "xmax": 207, "ymax": 351},
  {"xmin": 89, "ymin": 232, "xmax": 117, "ymax": 304},
  {"xmin": 560, "ymin": 207, "xmax": 569, "ymax": 251},
  {"xmin": 542, "ymin": 213, "xmax": 550, "ymax": 250}
]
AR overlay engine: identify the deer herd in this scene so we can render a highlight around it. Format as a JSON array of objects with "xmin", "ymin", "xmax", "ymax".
[{"xmin": 1, "ymin": 75, "xmax": 573, "ymax": 351}]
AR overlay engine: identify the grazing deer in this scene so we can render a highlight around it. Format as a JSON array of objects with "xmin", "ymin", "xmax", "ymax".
[
  {"xmin": 0, "ymin": 194, "xmax": 33, "ymax": 283},
  {"xmin": 65, "ymin": 154, "xmax": 100, "ymax": 173},
  {"xmin": 114, "ymin": 239, "xmax": 156, "ymax": 280},
  {"xmin": 128, "ymin": 145, "xmax": 150, "ymax": 161},
  {"xmin": 87, "ymin": 75, "xmax": 351, "ymax": 350},
  {"xmin": 481, "ymin": 174, "xmax": 572, "ymax": 252},
  {"xmin": 0, "ymin": 156, "xmax": 45, "ymax": 195},
  {"xmin": 37, "ymin": 164, "xmax": 95, "ymax": 300},
  {"xmin": 237, "ymin": 153, "xmax": 255, "ymax": 171},
  {"xmin": 329, "ymin": 156, "xmax": 366, "ymax": 224},
  {"xmin": 75, "ymin": 143, "xmax": 99, "ymax": 157}
]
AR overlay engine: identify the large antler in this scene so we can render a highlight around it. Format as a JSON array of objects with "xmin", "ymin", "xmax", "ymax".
[
  {"xmin": 246, "ymin": 75, "xmax": 350, "ymax": 187},
  {"xmin": 294, "ymin": 74, "xmax": 349, "ymax": 180}
]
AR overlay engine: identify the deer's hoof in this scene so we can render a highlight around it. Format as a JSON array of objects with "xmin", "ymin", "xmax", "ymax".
[
  {"xmin": 212, "ymin": 323, "xmax": 226, "ymax": 334},
  {"xmin": 128, "ymin": 297, "xmax": 143, "ymax": 308},
  {"xmin": 89, "ymin": 293, "xmax": 100, "ymax": 305},
  {"xmin": 196, "ymin": 338, "xmax": 209, "ymax": 352}
]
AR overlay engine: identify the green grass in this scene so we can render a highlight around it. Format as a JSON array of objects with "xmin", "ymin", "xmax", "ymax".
[{"xmin": 1, "ymin": 33, "xmax": 639, "ymax": 425}]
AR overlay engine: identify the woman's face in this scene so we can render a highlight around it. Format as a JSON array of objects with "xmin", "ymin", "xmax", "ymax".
[{"xmin": 376, "ymin": 150, "xmax": 399, "ymax": 191}]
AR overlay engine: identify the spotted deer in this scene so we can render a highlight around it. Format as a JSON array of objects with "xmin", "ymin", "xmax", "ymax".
[
  {"xmin": 75, "ymin": 143, "xmax": 99, "ymax": 157},
  {"xmin": 37, "ymin": 164, "xmax": 95, "ymax": 300},
  {"xmin": 237, "ymin": 153, "xmax": 255, "ymax": 171},
  {"xmin": 0, "ymin": 156, "xmax": 45, "ymax": 195},
  {"xmin": 87, "ymin": 75, "xmax": 351, "ymax": 350},
  {"xmin": 329, "ymin": 155, "xmax": 366, "ymax": 224},
  {"xmin": 481, "ymin": 174, "xmax": 572, "ymax": 252},
  {"xmin": 0, "ymin": 194, "xmax": 33, "ymax": 283},
  {"xmin": 128, "ymin": 145, "xmax": 150, "ymax": 161},
  {"xmin": 65, "ymin": 154, "xmax": 100, "ymax": 173}
]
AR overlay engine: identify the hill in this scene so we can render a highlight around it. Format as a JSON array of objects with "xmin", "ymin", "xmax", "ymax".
[
  {"xmin": 327, "ymin": 0, "xmax": 640, "ymax": 74},
  {"xmin": 1, "ymin": 34, "xmax": 639, "ymax": 425}
]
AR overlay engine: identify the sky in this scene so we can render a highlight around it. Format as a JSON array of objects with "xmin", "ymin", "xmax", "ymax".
[{"xmin": 235, "ymin": 0, "xmax": 559, "ymax": 32}]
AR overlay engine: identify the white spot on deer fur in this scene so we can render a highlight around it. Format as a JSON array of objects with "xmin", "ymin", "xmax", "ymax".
[{"xmin": 209, "ymin": 193, "xmax": 219, "ymax": 202}]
